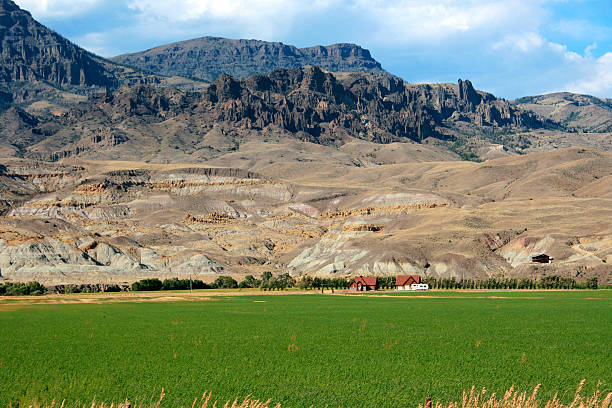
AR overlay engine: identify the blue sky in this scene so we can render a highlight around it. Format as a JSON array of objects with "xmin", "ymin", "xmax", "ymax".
[{"xmin": 15, "ymin": 0, "xmax": 612, "ymax": 99}]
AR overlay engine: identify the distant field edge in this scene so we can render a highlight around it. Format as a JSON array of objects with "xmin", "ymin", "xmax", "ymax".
[{"xmin": 1, "ymin": 288, "xmax": 611, "ymax": 307}]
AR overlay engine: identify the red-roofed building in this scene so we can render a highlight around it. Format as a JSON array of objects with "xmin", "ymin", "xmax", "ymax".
[
  {"xmin": 395, "ymin": 275, "xmax": 421, "ymax": 290},
  {"xmin": 350, "ymin": 276, "xmax": 378, "ymax": 291}
]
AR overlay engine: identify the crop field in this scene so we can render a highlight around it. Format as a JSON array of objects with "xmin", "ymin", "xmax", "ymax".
[{"xmin": 0, "ymin": 291, "xmax": 610, "ymax": 407}]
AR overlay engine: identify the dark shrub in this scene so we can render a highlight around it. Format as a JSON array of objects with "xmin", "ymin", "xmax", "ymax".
[
  {"xmin": 238, "ymin": 275, "xmax": 260, "ymax": 288},
  {"xmin": 192, "ymin": 280, "xmax": 211, "ymax": 289}
]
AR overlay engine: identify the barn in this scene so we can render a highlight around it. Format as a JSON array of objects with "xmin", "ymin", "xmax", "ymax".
[
  {"xmin": 350, "ymin": 276, "xmax": 377, "ymax": 291},
  {"xmin": 532, "ymin": 254, "xmax": 553, "ymax": 263},
  {"xmin": 395, "ymin": 275, "xmax": 421, "ymax": 290}
]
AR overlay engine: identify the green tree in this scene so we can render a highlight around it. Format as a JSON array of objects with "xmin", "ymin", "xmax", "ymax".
[
  {"xmin": 213, "ymin": 276, "xmax": 238, "ymax": 289},
  {"xmin": 239, "ymin": 275, "xmax": 260, "ymax": 288},
  {"xmin": 586, "ymin": 277, "xmax": 598, "ymax": 290},
  {"xmin": 132, "ymin": 278, "xmax": 162, "ymax": 291}
]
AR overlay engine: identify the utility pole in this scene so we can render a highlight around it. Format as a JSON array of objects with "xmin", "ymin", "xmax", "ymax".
[{"xmin": 190, "ymin": 275, "xmax": 193, "ymax": 294}]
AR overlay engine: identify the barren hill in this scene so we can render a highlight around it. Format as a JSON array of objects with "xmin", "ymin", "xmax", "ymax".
[
  {"xmin": 0, "ymin": 147, "xmax": 609, "ymax": 284},
  {"xmin": 0, "ymin": 0, "xmax": 171, "ymax": 90},
  {"xmin": 0, "ymin": 0, "xmax": 211, "ymax": 120},
  {"xmin": 515, "ymin": 92, "xmax": 612, "ymax": 133},
  {"xmin": 112, "ymin": 37, "xmax": 386, "ymax": 82}
]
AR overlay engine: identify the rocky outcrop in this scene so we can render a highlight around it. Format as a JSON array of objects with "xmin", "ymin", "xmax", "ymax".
[
  {"xmin": 82, "ymin": 67, "xmax": 550, "ymax": 144},
  {"xmin": 0, "ymin": 0, "xmax": 116, "ymax": 87},
  {"xmin": 112, "ymin": 37, "xmax": 386, "ymax": 82},
  {"xmin": 202, "ymin": 69, "xmax": 552, "ymax": 143},
  {"xmin": 0, "ymin": 61, "xmax": 559, "ymax": 160}
]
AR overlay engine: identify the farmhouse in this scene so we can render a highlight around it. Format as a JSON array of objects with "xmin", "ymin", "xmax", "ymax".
[
  {"xmin": 350, "ymin": 276, "xmax": 377, "ymax": 291},
  {"xmin": 395, "ymin": 275, "xmax": 421, "ymax": 290},
  {"xmin": 532, "ymin": 254, "xmax": 553, "ymax": 263}
]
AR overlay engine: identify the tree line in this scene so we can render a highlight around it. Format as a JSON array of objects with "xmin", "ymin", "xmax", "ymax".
[
  {"xmin": 423, "ymin": 275, "xmax": 599, "ymax": 290},
  {"xmin": 0, "ymin": 274, "xmax": 601, "ymax": 296},
  {"xmin": 0, "ymin": 281, "xmax": 47, "ymax": 296},
  {"xmin": 131, "ymin": 272, "xmax": 300, "ymax": 292}
]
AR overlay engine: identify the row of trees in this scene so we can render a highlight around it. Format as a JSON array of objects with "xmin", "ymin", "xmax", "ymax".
[
  {"xmin": 0, "ymin": 281, "xmax": 47, "ymax": 296},
  {"xmin": 131, "ymin": 273, "xmax": 299, "ymax": 292},
  {"xmin": 0, "ymin": 274, "xmax": 601, "ymax": 296},
  {"xmin": 133, "ymin": 275, "xmax": 396, "ymax": 291},
  {"xmin": 109, "ymin": 274, "xmax": 606, "ymax": 293},
  {"xmin": 423, "ymin": 276, "xmax": 598, "ymax": 290},
  {"xmin": 296, "ymin": 276, "xmax": 351, "ymax": 290}
]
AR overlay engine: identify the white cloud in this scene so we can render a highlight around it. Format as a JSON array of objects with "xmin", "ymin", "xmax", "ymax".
[
  {"xmin": 348, "ymin": 0, "xmax": 546, "ymax": 45},
  {"xmin": 101, "ymin": 0, "xmax": 552, "ymax": 47},
  {"xmin": 493, "ymin": 32, "xmax": 546, "ymax": 53},
  {"xmin": 125, "ymin": 0, "xmax": 338, "ymax": 39},
  {"xmin": 482, "ymin": 32, "xmax": 612, "ymax": 97},
  {"xmin": 566, "ymin": 52, "xmax": 612, "ymax": 97},
  {"xmin": 15, "ymin": 0, "xmax": 102, "ymax": 19}
]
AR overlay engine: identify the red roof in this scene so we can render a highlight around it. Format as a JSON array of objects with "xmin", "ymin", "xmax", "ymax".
[
  {"xmin": 353, "ymin": 276, "xmax": 377, "ymax": 286},
  {"xmin": 395, "ymin": 275, "xmax": 421, "ymax": 286}
]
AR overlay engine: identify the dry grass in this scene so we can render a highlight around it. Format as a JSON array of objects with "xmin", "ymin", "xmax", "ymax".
[
  {"xmin": 23, "ymin": 390, "xmax": 280, "ymax": 408},
  {"xmin": 19, "ymin": 381, "xmax": 611, "ymax": 408},
  {"xmin": 421, "ymin": 381, "xmax": 612, "ymax": 408}
]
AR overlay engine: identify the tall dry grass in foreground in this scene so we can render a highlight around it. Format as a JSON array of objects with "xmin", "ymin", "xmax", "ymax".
[
  {"xmin": 419, "ymin": 381, "xmax": 611, "ymax": 408},
  {"xmin": 22, "ymin": 381, "xmax": 611, "ymax": 408},
  {"xmin": 22, "ymin": 390, "xmax": 279, "ymax": 408}
]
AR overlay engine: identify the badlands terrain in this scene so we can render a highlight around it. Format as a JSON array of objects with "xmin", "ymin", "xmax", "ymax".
[
  {"xmin": 1, "ymin": 145, "xmax": 610, "ymax": 285},
  {"xmin": 0, "ymin": 0, "xmax": 610, "ymax": 284}
]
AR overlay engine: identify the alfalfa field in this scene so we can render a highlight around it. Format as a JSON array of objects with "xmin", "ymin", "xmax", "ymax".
[{"xmin": 0, "ymin": 291, "xmax": 610, "ymax": 407}]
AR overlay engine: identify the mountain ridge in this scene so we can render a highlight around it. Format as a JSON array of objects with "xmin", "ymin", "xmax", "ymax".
[
  {"xmin": 514, "ymin": 92, "xmax": 612, "ymax": 133},
  {"xmin": 111, "ymin": 36, "xmax": 387, "ymax": 82},
  {"xmin": 0, "ymin": 66, "xmax": 559, "ymax": 163},
  {"xmin": 0, "ymin": 0, "xmax": 117, "ymax": 88}
]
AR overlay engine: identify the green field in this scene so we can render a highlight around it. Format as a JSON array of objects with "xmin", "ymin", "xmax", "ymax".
[{"xmin": 0, "ymin": 291, "xmax": 610, "ymax": 407}]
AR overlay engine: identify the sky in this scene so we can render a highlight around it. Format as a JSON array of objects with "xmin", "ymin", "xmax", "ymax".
[{"xmin": 14, "ymin": 0, "xmax": 612, "ymax": 99}]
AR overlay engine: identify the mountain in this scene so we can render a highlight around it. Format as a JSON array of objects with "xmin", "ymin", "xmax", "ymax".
[
  {"xmin": 0, "ymin": 1, "xmax": 610, "ymax": 286},
  {"xmin": 0, "ymin": 0, "xmax": 210, "ymax": 118},
  {"xmin": 515, "ymin": 92, "xmax": 612, "ymax": 133},
  {"xmin": 111, "ymin": 37, "xmax": 386, "ymax": 82},
  {"xmin": 0, "ymin": 66, "xmax": 558, "ymax": 162},
  {"xmin": 0, "ymin": 0, "xmax": 120, "ymax": 88}
]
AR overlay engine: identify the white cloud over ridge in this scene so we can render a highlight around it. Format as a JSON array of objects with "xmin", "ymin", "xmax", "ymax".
[
  {"xmin": 350, "ymin": 0, "xmax": 545, "ymax": 44},
  {"xmin": 566, "ymin": 52, "xmax": 612, "ymax": 97},
  {"xmin": 125, "ymin": 0, "xmax": 337, "ymax": 39},
  {"xmin": 16, "ymin": 0, "xmax": 102, "ymax": 19},
  {"xmin": 124, "ymin": 0, "xmax": 549, "ymax": 45}
]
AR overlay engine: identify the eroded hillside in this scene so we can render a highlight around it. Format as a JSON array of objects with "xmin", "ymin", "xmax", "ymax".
[{"xmin": 1, "ymin": 147, "xmax": 609, "ymax": 284}]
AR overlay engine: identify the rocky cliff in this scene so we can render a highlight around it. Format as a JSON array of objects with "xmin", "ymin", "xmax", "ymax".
[
  {"xmin": 1, "ymin": 66, "xmax": 555, "ymax": 162},
  {"xmin": 112, "ymin": 37, "xmax": 386, "ymax": 82},
  {"xmin": 0, "ymin": 0, "xmax": 117, "ymax": 87},
  {"xmin": 197, "ymin": 68, "xmax": 550, "ymax": 144}
]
